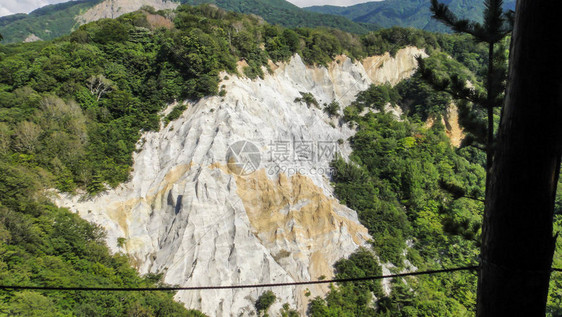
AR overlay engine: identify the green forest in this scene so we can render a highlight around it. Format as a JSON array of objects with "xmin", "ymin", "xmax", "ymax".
[
  {"xmin": 0, "ymin": 2, "xmax": 560, "ymax": 316},
  {"xmin": 307, "ymin": 76, "xmax": 562, "ymax": 317},
  {"xmin": 302, "ymin": 40, "xmax": 562, "ymax": 317}
]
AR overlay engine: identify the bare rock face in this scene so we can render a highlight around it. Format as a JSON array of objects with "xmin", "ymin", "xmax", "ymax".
[
  {"xmin": 361, "ymin": 47, "xmax": 429, "ymax": 86},
  {"xmin": 425, "ymin": 103, "xmax": 465, "ymax": 147},
  {"xmin": 75, "ymin": 0, "xmax": 179, "ymax": 25},
  {"xmin": 23, "ymin": 34, "xmax": 42, "ymax": 42},
  {"xmin": 54, "ymin": 47, "xmax": 425, "ymax": 316}
]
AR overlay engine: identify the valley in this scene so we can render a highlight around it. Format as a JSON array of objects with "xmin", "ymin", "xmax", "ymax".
[{"xmin": 0, "ymin": 1, "xmax": 561, "ymax": 316}]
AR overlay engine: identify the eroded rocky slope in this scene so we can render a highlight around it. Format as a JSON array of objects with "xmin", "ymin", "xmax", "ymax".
[
  {"xmin": 75, "ymin": 0, "xmax": 179, "ymax": 25},
  {"xmin": 55, "ymin": 47, "xmax": 426, "ymax": 316}
]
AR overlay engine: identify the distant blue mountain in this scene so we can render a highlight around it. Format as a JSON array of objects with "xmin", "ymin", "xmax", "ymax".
[{"xmin": 306, "ymin": 0, "xmax": 516, "ymax": 33}]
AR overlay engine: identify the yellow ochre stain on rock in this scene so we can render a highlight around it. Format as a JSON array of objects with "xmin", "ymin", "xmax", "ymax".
[
  {"xmin": 210, "ymin": 164, "xmax": 368, "ymax": 282},
  {"xmin": 106, "ymin": 163, "xmax": 193, "ymax": 238},
  {"xmin": 234, "ymin": 170, "xmax": 366, "ymax": 246}
]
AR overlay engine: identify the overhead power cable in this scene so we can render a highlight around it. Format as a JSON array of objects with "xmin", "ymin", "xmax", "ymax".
[
  {"xmin": 0, "ymin": 266, "xmax": 479, "ymax": 292},
  {"xmin": 2, "ymin": 266, "xmax": 560, "ymax": 292}
]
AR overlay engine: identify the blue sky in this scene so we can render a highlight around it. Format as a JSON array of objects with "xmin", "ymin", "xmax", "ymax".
[{"xmin": 0, "ymin": 0, "xmax": 379, "ymax": 17}]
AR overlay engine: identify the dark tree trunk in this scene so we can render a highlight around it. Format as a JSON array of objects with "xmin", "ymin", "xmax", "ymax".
[
  {"xmin": 476, "ymin": 1, "xmax": 562, "ymax": 316},
  {"xmin": 485, "ymin": 41, "xmax": 495, "ymax": 194}
]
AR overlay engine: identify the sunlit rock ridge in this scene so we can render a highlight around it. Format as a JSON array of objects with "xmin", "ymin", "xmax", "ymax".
[
  {"xmin": 76, "ymin": 0, "xmax": 179, "ymax": 25},
  {"xmin": 55, "ymin": 47, "xmax": 426, "ymax": 316}
]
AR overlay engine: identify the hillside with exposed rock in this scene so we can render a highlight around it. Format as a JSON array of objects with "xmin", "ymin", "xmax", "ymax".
[
  {"xmin": 54, "ymin": 47, "xmax": 425, "ymax": 315},
  {"xmin": 1, "ymin": 4, "xmax": 561, "ymax": 317}
]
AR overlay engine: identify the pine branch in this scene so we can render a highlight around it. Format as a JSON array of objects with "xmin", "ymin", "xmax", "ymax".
[
  {"xmin": 430, "ymin": 0, "xmax": 487, "ymax": 41},
  {"xmin": 460, "ymin": 134, "xmax": 487, "ymax": 152},
  {"xmin": 450, "ymin": 75, "xmax": 487, "ymax": 106},
  {"xmin": 499, "ymin": 10, "xmax": 515, "ymax": 38},
  {"xmin": 416, "ymin": 55, "xmax": 449, "ymax": 89},
  {"xmin": 431, "ymin": 0, "xmax": 512, "ymax": 43},
  {"xmin": 484, "ymin": 0, "xmax": 504, "ymax": 37},
  {"xmin": 416, "ymin": 56, "xmax": 486, "ymax": 106},
  {"xmin": 456, "ymin": 195, "xmax": 485, "ymax": 203},
  {"xmin": 469, "ymin": 143, "xmax": 487, "ymax": 152}
]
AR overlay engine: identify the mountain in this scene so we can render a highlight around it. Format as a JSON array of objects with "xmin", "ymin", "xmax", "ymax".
[
  {"xmin": 0, "ymin": 0, "xmax": 102, "ymax": 43},
  {"xmin": 306, "ymin": 0, "xmax": 517, "ymax": 32},
  {"xmin": 0, "ymin": 0, "xmax": 377, "ymax": 43},
  {"xmin": 0, "ymin": 0, "xmax": 179, "ymax": 43},
  {"xmin": 179, "ymin": 0, "xmax": 379, "ymax": 33},
  {"xmin": 54, "ymin": 45, "xmax": 428, "ymax": 316},
  {"xmin": 1, "ymin": 4, "xmax": 561, "ymax": 316}
]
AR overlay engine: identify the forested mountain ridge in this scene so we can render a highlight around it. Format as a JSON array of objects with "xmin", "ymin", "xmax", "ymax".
[
  {"xmin": 0, "ymin": 0, "xmax": 377, "ymax": 43},
  {"xmin": 179, "ymin": 0, "xmax": 379, "ymax": 33},
  {"xmin": 0, "ymin": 0, "xmax": 103, "ymax": 43},
  {"xmin": 306, "ymin": 0, "xmax": 516, "ymax": 33},
  {"xmin": 0, "ymin": 0, "xmax": 183, "ymax": 43},
  {"xmin": 0, "ymin": 0, "xmax": 519, "ymax": 44}
]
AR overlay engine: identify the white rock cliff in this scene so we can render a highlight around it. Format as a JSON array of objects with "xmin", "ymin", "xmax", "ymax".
[
  {"xmin": 75, "ymin": 0, "xmax": 179, "ymax": 25},
  {"xmin": 55, "ymin": 47, "xmax": 426, "ymax": 316}
]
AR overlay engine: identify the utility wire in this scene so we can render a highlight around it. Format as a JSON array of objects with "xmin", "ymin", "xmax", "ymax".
[
  {"xmin": 2, "ymin": 266, "xmax": 561, "ymax": 292},
  {"xmin": 0, "ymin": 266, "xmax": 478, "ymax": 292}
]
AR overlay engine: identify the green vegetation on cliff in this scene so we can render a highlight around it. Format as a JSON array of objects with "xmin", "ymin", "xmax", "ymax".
[
  {"xmin": 317, "ymin": 111, "xmax": 484, "ymax": 315},
  {"xmin": 2, "ymin": 3, "xmax": 560, "ymax": 316},
  {"xmin": 306, "ymin": 25, "xmax": 562, "ymax": 317},
  {"xmin": 0, "ymin": 5, "xmax": 358, "ymax": 315},
  {"xmin": 311, "ymin": 77, "xmax": 561, "ymax": 315},
  {"xmin": 0, "ymin": 6, "xmax": 439, "ymax": 315},
  {"xmin": 0, "ymin": 5, "xmax": 380, "ymax": 194},
  {"xmin": 0, "ymin": 161, "xmax": 204, "ymax": 316}
]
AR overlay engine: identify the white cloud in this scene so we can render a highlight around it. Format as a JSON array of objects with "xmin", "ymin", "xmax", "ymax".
[
  {"xmin": 287, "ymin": 0, "xmax": 381, "ymax": 7},
  {"xmin": 0, "ymin": 7, "xmax": 13, "ymax": 16},
  {"xmin": 0, "ymin": 0, "xmax": 71, "ymax": 17}
]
